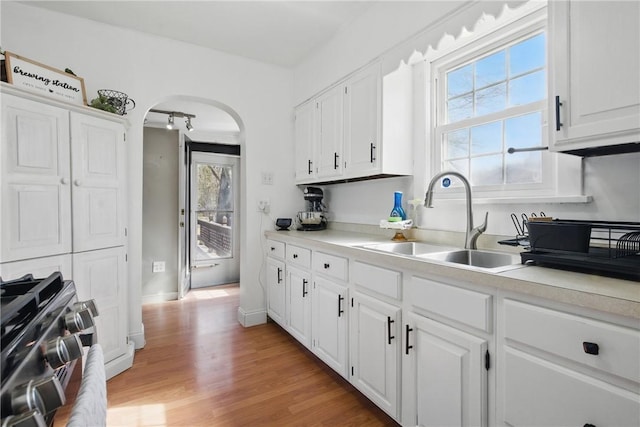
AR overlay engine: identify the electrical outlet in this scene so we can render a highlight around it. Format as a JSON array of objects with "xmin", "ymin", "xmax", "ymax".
[
  {"xmin": 257, "ymin": 200, "xmax": 270, "ymax": 213},
  {"xmin": 152, "ymin": 261, "xmax": 165, "ymax": 273},
  {"xmin": 261, "ymin": 172, "xmax": 274, "ymax": 185}
]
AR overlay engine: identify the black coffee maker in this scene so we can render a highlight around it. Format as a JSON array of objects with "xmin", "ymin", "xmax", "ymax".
[{"xmin": 297, "ymin": 187, "xmax": 327, "ymax": 230}]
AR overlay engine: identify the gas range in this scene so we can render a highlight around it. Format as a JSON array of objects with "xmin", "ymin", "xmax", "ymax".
[{"xmin": 0, "ymin": 272, "xmax": 97, "ymax": 426}]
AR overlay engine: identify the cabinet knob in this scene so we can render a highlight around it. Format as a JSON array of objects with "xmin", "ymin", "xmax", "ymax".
[
  {"xmin": 73, "ymin": 179, "xmax": 82, "ymax": 186},
  {"xmin": 60, "ymin": 177, "xmax": 69, "ymax": 185},
  {"xmin": 584, "ymin": 424, "xmax": 596, "ymax": 427},
  {"xmin": 583, "ymin": 342, "xmax": 599, "ymax": 355},
  {"xmin": 324, "ymin": 263, "xmax": 330, "ymax": 269},
  {"xmin": 293, "ymin": 254, "xmax": 298, "ymax": 259}
]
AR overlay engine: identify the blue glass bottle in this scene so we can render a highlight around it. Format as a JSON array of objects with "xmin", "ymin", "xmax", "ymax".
[{"xmin": 390, "ymin": 191, "xmax": 407, "ymax": 220}]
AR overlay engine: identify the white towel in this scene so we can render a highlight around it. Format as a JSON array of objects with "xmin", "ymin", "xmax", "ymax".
[{"xmin": 66, "ymin": 344, "xmax": 107, "ymax": 427}]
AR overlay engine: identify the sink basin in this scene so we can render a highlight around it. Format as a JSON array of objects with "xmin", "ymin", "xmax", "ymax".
[
  {"xmin": 418, "ymin": 249, "xmax": 522, "ymax": 271},
  {"xmin": 360, "ymin": 241, "xmax": 455, "ymax": 256}
]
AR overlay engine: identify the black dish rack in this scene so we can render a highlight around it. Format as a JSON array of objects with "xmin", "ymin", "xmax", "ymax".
[{"xmin": 518, "ymin": 220, "xmax": 640, "ymax": 281}]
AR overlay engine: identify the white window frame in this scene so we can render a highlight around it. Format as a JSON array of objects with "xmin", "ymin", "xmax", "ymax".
[{"xmin": 424, "ymin": 3, "xmax": 582, "ymax": 202}]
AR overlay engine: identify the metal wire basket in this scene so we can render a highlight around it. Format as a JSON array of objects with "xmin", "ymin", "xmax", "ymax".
[{"xmin": 97, "ymin": 89, "xmax": 135, "ymax": 115}]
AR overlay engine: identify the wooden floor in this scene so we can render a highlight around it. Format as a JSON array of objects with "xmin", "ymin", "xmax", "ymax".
[{"xmin": 84, "ymin": 285, "xmax": 398, "ymax": 426}]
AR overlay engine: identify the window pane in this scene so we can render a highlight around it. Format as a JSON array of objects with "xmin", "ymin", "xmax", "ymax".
[
  {"xmin": 448, "ymin": 64, "xmax": 473, "ymax": 98},
  {"xmin": 471, "ymin": 121, "xmax": 502, "ymax": 155},
  {"xmin": 444, "ymin": 158, "xmax": 469, "ymax": 179},
  {"xmin": 448, "ymin": 94, "xmax": 473, "ymax": 123},
  {"xmin": 506, "ymin": 151, "xmax": 542, "ymax": 184},
  {"xmin": 509, "ymin": 70, "xmax": 545, "ymax": 106},
  {"xmin": 510, "ymin": 33, "xmax": 545, "ymax": 76},
  {"xmin": 476, "ymin": 51, "xmax": 505, "ymax": 88},
  {"xmin": 505, "ymin": 112, "xmax": 542, "ymax": 150},
  {"xmin": 471, "ymin": 155, "xmax": 503, "ymax": 185},
  {"xmin": 445, "ymin": 129, "xmax": 469, "ymax": 158},
  {"xmin": 475, "ymin": 83, "xmax": 506, "ymax": 116}
]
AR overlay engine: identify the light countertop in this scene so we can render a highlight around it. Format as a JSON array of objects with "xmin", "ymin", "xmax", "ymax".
[{"xmin": 266, "ymin": 229, "xmax": 640, "ymax": 319}]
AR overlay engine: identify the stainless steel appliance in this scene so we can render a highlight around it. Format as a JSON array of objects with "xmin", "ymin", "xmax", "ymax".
[
  {"xmin": 0, "ymin": 272, "xmax": 98, "ymax": 426},
  {"xmin": 297, "ymin": 187, "xmax": 327, "ymax": 231}
]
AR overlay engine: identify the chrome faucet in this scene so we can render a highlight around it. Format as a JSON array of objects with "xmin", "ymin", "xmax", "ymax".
[{"xmin": 424, "ymin": 171, "xmax": 488, "ymax": 250}]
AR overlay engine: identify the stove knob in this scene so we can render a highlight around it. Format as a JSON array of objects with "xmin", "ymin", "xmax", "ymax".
[
  {"xmin": 74, "ymin": 299, "xmax": 99, "ymax": 317},
  {"xmin": 1, "ymin": 409, "xmax": 47, "ymax": 427},
  {"xmin": 64, "ymin": 307, "xmax": 94, "ymax": 333},
  {"xmin": 10, "ymin": 376, "xmax": 65, "ymax": 415},
  {"xmin": 44, "ymin": 334, "xmax": 83, "ymax": 369}
]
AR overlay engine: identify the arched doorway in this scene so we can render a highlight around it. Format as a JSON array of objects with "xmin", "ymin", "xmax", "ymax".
[{"xmin": 141, "ymin": 96, "xmax": 244, "ymax": 302}]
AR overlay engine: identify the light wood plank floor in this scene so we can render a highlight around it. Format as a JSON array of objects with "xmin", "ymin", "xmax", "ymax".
[{"xmin": 74, "ymin": 284, "xmax": 399, "ymax": 426}]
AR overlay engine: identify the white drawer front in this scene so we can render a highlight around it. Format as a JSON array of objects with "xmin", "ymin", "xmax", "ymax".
[
  {"xmin": 286, "ymin": 244, "xmax": 311, "ymax": 269},
  {"xmin": 313, "ymin": 251, "xmax": 348, "ymax": 282},
  {"xmin": 410, "ymin": 276, "xmax": 492, "ymax": 332},
  {"xmin": 266, "ymin": 239, "xmax": 285, "ymax": 259},
  {"xmin": 353, "ymin": 261, "xmax": 401, "ymax": 300},
  {"xmin": 504, "ymin": 299, "xmax": 640, "ymax": 382},
  {"xmin": 502, "ymin": 347, "xmax": 640, "ymax": 427}
]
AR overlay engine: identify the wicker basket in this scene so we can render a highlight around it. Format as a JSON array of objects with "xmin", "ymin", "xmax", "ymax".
[{"xmin": 97, "ymin": 89, "xmax": 135, "ymax": 115}]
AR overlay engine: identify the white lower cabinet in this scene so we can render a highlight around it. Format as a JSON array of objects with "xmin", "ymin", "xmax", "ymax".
[
  {"xmin": 266, "ymin": 256, "xmax": 286, "ymax": 328},
  {"xmin": 350, "ymin": 291, "xmax": 401, "ymax": 419},
  {"xmin": 286, "ymin": 265, "xmax": 312, "ymax": 348},
  {"xmin": 312, "ymin": 275, "xmax": 348, "ymax": 377},
  {"xmin": 403, "ymin": 312, "xmax": 488, "ymax": 427},
  {"xmin": 72, "ymin": 246, "xmax": 132, "ymax": 379},
  {"xmin": 0, "ymin": 254, "xmax": 72, "ymax": 280}
]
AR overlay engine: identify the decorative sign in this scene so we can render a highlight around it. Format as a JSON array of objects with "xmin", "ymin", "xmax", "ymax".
[{"xmin": 4, "ymin": 51, "xmax": 87, "ymax": 105}]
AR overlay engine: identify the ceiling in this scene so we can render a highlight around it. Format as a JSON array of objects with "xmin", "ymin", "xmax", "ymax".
[{"xmin": 22, "ymin": 1, "xmax": 376, "ymax": 68}]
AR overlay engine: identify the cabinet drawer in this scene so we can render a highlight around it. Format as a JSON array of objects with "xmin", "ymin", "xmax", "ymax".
[
  {"xmin": 313, "ymin": 251, "xmax": 348, "ymax": 282},
  {"xmin": 266, "ymin": 239, "xmax": 285, "ymax": 259},
  {"xmin": 502, "ymin": 347, "xmax": 640, "ymax": 427},
  {"xmin": 503, "ymin": 299, "xmax": 640, "ymax": 382},
  {"xmin": 409, "ymin": 276, "xmax": 492, "ymax": 333},
  {"xmin": 353, "ymin": 261, "xmax": 401, "ymax": 300},
  {"xmin": 286, "ymin": 244, "xmax": 311, "ymax": 269}
]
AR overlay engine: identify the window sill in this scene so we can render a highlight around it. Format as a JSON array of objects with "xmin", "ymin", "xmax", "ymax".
[{"xmin": 433, "ymin": 195, "xmax": 593, "ymax": 205}]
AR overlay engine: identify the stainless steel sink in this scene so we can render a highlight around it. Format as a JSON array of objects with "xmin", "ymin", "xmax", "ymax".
[
  {"xmin": 418, "ymin": 249, "xmax": 522, "ymax": 271},
  {"xmin": 360, "ymin": 241, "xmax": 455, "ymax": 256}
]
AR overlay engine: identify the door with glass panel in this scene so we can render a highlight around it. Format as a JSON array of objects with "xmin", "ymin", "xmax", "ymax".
[{"xmin": 189, "ymin": 151, "xmax": 240, "ymax": 287}]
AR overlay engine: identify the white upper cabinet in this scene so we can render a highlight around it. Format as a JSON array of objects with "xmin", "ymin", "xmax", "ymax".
[
  {"xmin": 549, "ymin": 0, "xmax": 640, "ymax": 154},
  {"xmin": 294, "ymin": 100, "xmax": 316, "ymax": 183},
  {"xmin": 294, "ymin": 61, "xmax": 412, "ymax": 184},
  {"xmin": 1, "ymin": 94, "xmax": 72, "ymax": 262},
  {"xmin": 343, "ymin": 63, "xmax": 381, "ymax": 178},
  {"xmin": 315, "ymin": 85, "xmax": 344, "ymax": 180},
  {"xmin": 70, "ymin": 112, "xmax": 126, "ymax": 252}
]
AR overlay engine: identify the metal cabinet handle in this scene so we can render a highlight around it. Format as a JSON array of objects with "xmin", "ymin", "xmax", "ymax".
[
  {"xmin": 277, "ymin": 267, "xmax": 282, "ymax": 284},
  {"xmin": 370, "ymin": 142, "xmax": 376, "ymax": 163},
  {"xmin": 584, "ymin": 424, "xmax": 596, "ymax": 427},
  {"xmin": 405, "ymin": 324, "xmax": 413, "ymax": 355},
  {"xmin": 583, "ymin": 342, "xmax": 599, "ymax": 355},
  {"xmin": 293, "ymin": 254, "xmax": 298, "ymax": 259},
  {"xmin": 324, "ymin": 263, "xmax": 330, "ymax": 269},
  {"xmin": 302, "ymin": 279, "xmax": 308, "ymax": 297},
  {"xmin": 338, "ymin": 295, "xmax": 344, "ymax": 317},
  {"xmin": 308, "ymin": 159, "xmax": 313, "ymax": 175},
  {"xmin": 555, "ymin": 96, "xmax": 563, "ymax": 131},
  {"xmin": 387, "ymin": 316, "xmax": 395, "ymax": 345},
  {"xmin": 334, "ymin": 152, "xmax": 339, "ymax": 169},
  {"xmin": 270, "ymin": 247, "xmax": 275, "ymax": 251}
]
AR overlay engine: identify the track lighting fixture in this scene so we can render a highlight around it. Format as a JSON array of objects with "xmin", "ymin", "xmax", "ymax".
[{"xmin": 150, "ymin": 108, "xmax": 196, "ymax": 132}]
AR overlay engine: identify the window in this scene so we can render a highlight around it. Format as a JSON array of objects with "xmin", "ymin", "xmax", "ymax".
[{"xmin": 428, "ymin": 6, "xmax": 571, "ymax": 198}]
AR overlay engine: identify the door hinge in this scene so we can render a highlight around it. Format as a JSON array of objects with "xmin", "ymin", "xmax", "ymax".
[
  {"xmin": 125, "ymin": 253, "xmax": 128, "ymax": 262},
  {"xmin": 485, "ymin": 350, "xmax": 490, "ymax": 371},
  {"xmin": 344, "ymin": 87, "xmax": 348, "ymax": 95},
  {"xmin": 124, "ymin": 227, "xmax": 128, "ymax": 237},
  {"xmin": 123, "ymin": 133, "xmax": 126, "ymax": 142}
]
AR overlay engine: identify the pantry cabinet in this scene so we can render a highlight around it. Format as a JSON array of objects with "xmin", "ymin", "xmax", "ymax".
[
  {"xmin": 549, "ymin": 0, "xmax": 640, "ymax": 153},
  {"xmin": 497, "ymin": 297, "xmax": 640, "ymax": 427},
  {"xmin": 0, "ymin": 85, "xmax": 132, "ymax": 379}
]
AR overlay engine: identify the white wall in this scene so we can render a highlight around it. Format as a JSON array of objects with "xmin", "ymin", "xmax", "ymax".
[
  {"xmin": 1, "ymin": 2, "xmax": 301, "ymax": 342},
  {"xmin": 294, "ymin": 0, "xmax": 640, "ymax": 238}
]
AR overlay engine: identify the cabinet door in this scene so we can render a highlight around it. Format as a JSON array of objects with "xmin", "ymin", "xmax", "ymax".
[
  {"xmin": 294, "ymin": 101, "xmax": 316, "ymax": 183},
  {"xmin": 403, "ymin": 313, "xmax": 488, "ymax": 427},
  {"xmin": 315, "ymin": 86, "xmax": 344, "ymax": 179},
  {"xmin": 1, "ymin": 94, "xmax": 71, "ymax": 262},
  {"xmin": 287, "ymin": 265, "xmax": 312, "ymax": 348},
  {"xmin": 550, "ymin": 1, "xmax": 640, "ymax": 151},
  {"xmin": 500, "ymin": 347, "xmax": 640, "ymax": 427},
  {"xmin": 350, "ymin": 292, "xmax": 400, "ymax": 419},
  {"xmin": 70, "ymin": 113, "xmax": 126, "ymax": 252},
  {"xmin": 72, "ymin": 246, "xmax": 127, "ymax": 365},
  {"xmin": 312, "ymin": 276, "xmax": 348, "ymax": 377},
  {"xmin": 266, "ymin": 257, "xmax": 286, "ymax": 327},
  {"xmin": 0, "ymin": 253, "xmax": 72, "ymax": 281},
  {"xmin": 344, "ymin": 64, "xmax": 381, "ymax": 178}
]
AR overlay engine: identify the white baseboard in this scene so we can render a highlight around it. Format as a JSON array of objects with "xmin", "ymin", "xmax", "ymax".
[
  {"xmin": 237, "ymin": 307, "xmax": 266, "ymax": 327},
  {"xmin": 105, "ymin": 342, "xmax": 135, "ymax": 380},
  {"xmin": 141, "ymin": 292, "xmax": 178, "ymax": 304},
  {"xmin": 129, "ymin": 325, "xmax": 146, "ymax": 349}
]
